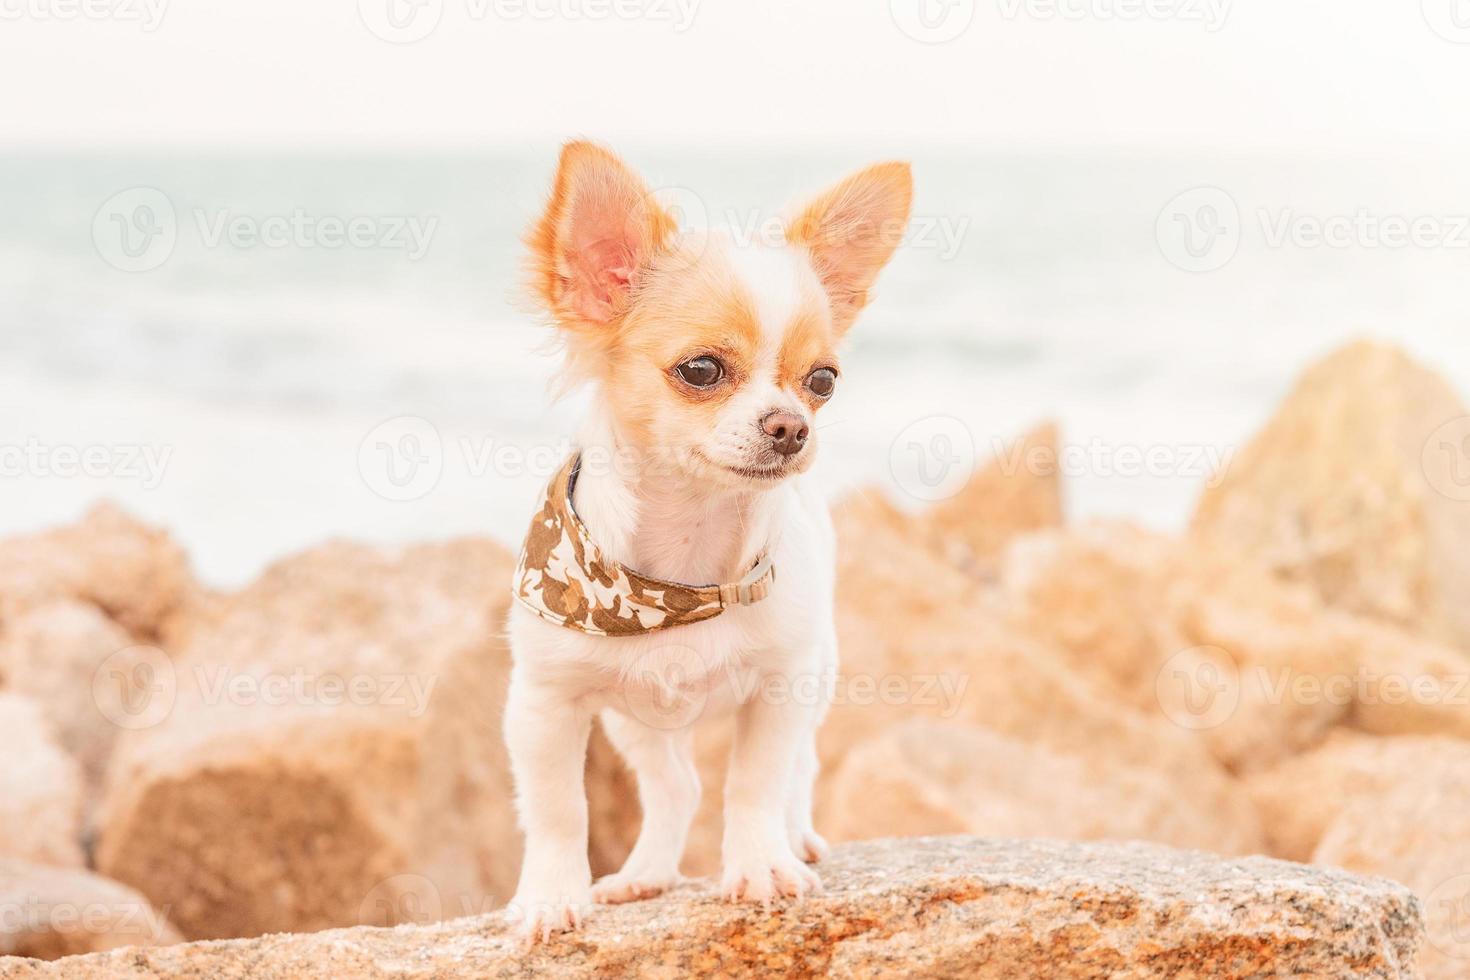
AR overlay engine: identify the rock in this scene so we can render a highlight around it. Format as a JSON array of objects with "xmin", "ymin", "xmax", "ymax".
[
  {"xmin": 91, "ymin": 538, "xmax": 549, "ymax": 941},
  {"xmin": 827, "ymin": 513, "xmax": 1234, "ymax": 783},
  {"xmin": 0, "ymin": 860, "xmax": 179, "ymax": 960},
  {"xmin": 1248, "ymin": 732, "xmax": 1470, "ymax": 863},
  {"xmin": 828, "ymin": 423, "xmax": 1062, "ymax": 583},
  {"xmin": 919, "ymin": 422, "xmax": 1064, "ymax": 577},
  {"xmin": 0, "ymin": 837, "xmax": 1422, "ymax": 979},
  {"xmin": 0, "ymin": 694, "xmax": 83, "ymax": 868},
  {"xmin": 1000, "ymin": 522, "xmax": 1354, "ymax": 772},
  {"xmin": 823, "ymin": 719, "xmax": 1262, "ymax": 856},
  {"xmin": 1194, "ymin": 341, "xmax": 1470, "ymax": 649},
  {"xmin": 1315, "ymin": 781, "xmax": 1470, "ymax": 980},
  {"xmin": 0, "ymin": 601, "xmax": 141, "ymax": 804},
  {"xmin": 0, "ymin": 505, "xmax": 193, "ymax": 641},
  {"xmin": 1335, "ymin": 618, "xmax": 1470, "ymax": 741}
]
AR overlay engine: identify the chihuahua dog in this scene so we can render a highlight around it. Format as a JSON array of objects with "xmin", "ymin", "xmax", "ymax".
[{"xmin": 504, "ymin": 141, "xmax": 912, "ymax": 942}]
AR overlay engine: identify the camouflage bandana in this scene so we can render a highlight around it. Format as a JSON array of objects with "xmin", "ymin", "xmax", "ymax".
[{"xmin": 514, "ymin": 454, "xmax": 776, "ymax": 637}]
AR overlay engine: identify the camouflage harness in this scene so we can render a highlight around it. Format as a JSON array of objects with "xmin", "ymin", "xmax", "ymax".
[{"xmin": 514, "ymin": 454, "xmax": 776, "ymax": 637}]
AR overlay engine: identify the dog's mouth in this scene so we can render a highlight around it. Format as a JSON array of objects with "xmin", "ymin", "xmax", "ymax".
[{"xmin": 691, "ymin": 449, "xmax": 797, "ymax": 483}]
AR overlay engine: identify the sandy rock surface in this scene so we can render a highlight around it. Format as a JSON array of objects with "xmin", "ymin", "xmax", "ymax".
[
  {"xmin": 0, "ymin": 836, "xmax": 1424, "ymax": 980},
  {"xmin": 0, "ymin": 860, "xmax": 178, "ymax": 960}
]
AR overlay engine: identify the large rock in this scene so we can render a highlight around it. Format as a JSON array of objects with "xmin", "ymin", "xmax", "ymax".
[
  {"xmin": 0, "ymin": 505, "xmax": 193, "ymax": 641},
  {"xmin": 1247, "ymin": 732, "xmax": 1470, "ymax": 862},
  {"xmin": 0, "ymin": 694, "xmax": 83, "ymax": 868},
  {"xmin": 1336, "ymin": 618, "xmax": 1470, "ymax": 741},
  {"xmin": 1000, "ymin": 522, "xmax": 1353, "ymax": 772},
  {"xmin": 1315, "ymin": 781, "xmax": 1470, "ymax": 980},
  {"xmin": 823, "ymin": 719, "xmax": 1261, "ymax": 856},
  {"xmin": 0, "ymin": 837, "xmax": 1423, "ymax": 979},
  {"xmin": 0, "ymin": 601, "xmax": 141, "ymax": 804},
  {"xmin": 0, "ymin": 860, "xmax": 179, "ymax": 960},
  {"xmin": 91, "ymin": 538, "xmax": 550, "ymax": 941},
  {"xmin": 1194, "ymin": 341, "xmax": 1470, "ymax": 648}
]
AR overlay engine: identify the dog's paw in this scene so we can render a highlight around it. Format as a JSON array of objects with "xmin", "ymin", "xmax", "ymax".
[
  {"xmin": 720, "ymin": 847, "xmax": 821, "ymax": 905},
  {"xmin": 591, "ymin": 868, "xmax": 683, "ymax": 905},
  {"xmin": 505, "ymin": 891, "xmax": 592, "ymax": 946},
  {"xmin": 790, "ymin": 828, "xmax": 830, "ymax": 864}
]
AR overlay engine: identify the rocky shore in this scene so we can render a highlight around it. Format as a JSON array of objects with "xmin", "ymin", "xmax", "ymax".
[
  {"xmin": 0, "ymin": 838, "xmax": 1424, "ymax": 979},
  {"xmin": 1, "ymin": 341, "xmax": 1467, "ymax": 977}
]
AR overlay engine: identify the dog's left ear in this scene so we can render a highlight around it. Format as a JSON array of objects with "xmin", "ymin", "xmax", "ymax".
[{"xmin": 787, "ymin": 162, "xmax": 913, "ymax": 333}]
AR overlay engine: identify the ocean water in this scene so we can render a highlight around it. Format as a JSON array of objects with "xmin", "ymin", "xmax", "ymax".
[{"xmin": 1, "ymin": 147, "xmax": 1467, "ymax": 586}]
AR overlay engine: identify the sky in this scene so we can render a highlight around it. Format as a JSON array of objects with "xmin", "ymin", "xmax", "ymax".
[{"xmin": 2, "ymin": 0, "xmax": 1469, "ymax": 151}]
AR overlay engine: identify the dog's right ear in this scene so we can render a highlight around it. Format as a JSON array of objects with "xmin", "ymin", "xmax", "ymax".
[{"xmin": 527, "ymin": 141, "xmax": 677, "ymax": 331}]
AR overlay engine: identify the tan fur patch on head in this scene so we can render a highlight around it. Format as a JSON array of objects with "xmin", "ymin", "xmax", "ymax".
[
  {"xmin": 777, "ymin": 306, "xmax": 839, "ymax": 412},
  {"xmin": 598, "ymin": 240, "xmax": 766, "ymax": 445}
]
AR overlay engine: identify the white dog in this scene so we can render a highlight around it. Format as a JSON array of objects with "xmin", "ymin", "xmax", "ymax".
[{"xmin": 504, "ymin": 141, "xmax": 912, "ymax": 943}]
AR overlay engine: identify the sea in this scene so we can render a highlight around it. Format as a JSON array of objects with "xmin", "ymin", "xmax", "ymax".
[{"xmin": 1, "ymin": 146, "xmax": 1467, "ymax": 586}]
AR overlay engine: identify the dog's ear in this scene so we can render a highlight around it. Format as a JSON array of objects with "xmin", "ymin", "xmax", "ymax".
[
  {"xmin": 528, "ymin": 141, "xmax": 677, "ymax": 330},
  {"xmin": 787, "ymin": 162, "xmax": 913, "ymax": 334}
]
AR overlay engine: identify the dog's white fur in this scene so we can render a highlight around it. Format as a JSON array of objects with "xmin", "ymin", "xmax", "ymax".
[{"xmin": 505, "ymin": 144, "xmax": 911, "ymax": 942}]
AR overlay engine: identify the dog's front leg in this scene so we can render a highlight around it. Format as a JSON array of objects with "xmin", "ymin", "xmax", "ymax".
[
  {"xmin": 721, "ymin": 677, "xmax": 822, "ymax": 903},
  {"xmin": 505, "ymin": 668, "xmax": 593, "ymax": 943}
]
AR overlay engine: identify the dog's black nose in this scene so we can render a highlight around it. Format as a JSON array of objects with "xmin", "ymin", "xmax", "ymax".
[{"xmin": 762, "ymin": 411, "xmax": 810, "ymax": 456}]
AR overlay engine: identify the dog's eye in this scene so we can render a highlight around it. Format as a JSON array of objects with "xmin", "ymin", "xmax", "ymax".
[
  {"xmin": 676, "ymin": 356, "xmax": 724, "ymax": 388},
  {"xmin": 806, "ymin": 367, "xmax": 838, "ymax": 399}
]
